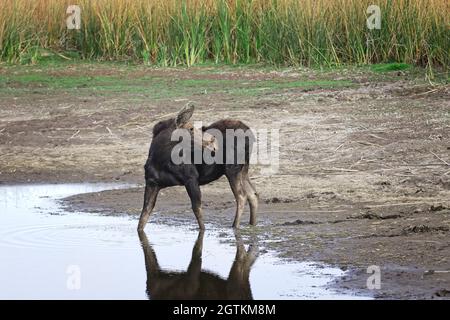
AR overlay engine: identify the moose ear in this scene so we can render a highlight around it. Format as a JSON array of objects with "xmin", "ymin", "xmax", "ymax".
[{"xmin": 176, "ymin": 102, "xmax": 195, "ymax": 127}]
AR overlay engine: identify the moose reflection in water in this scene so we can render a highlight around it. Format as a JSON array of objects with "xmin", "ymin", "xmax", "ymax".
[{"xmin": 138, "ymin": 230, "xmax": 258, "ymax": 300}]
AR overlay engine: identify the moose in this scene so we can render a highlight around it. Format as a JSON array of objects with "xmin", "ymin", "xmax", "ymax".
[
  {"xmin": 137, "ymin": 103, "xmax": 258, "ymax": 231},
  {"xmin": 138, "ymin": 230, "xmax": 258, "ymax": 299}
]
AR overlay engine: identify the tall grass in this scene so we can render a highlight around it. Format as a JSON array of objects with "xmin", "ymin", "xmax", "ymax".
[{"xmin": 0, "ymin": 0, "xmax": 448, "ymax": 69}]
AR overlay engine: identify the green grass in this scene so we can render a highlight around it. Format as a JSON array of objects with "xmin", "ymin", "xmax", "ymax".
[
  {"xmin": 0, "ymin": 74, "xmax": 118, "ymax": 88},
  {"xmin": 226, "ymin": 79, "xmax": 354, "ymax": 96},
  {"xmin": 0, "ymin": 63, "xmax": 355, "ymax": 99},
  {"xmin": 371, "ymin": 63, "xmax": 412, "ymax": 73}
]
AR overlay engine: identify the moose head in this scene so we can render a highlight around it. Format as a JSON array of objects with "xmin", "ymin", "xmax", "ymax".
[{"xmin": 175, "ymin": 102, "xmax": 218, "ymax": 153}]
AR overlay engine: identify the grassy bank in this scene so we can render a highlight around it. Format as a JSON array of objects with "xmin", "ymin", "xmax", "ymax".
[
  {"xmin": 0, "ymin": 0, "xmax": 448, "ymax": 70},
  {"xmin": 0, "ymin": 62, "xmax": 359, "ymax": 99}
]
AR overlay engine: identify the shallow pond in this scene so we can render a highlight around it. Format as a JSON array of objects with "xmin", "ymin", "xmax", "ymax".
[{"xmin": 0, "ymin": 184, "xmax": 368, "ymax": 299}]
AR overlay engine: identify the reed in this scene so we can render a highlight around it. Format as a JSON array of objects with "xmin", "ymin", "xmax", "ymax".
[{"xmin": 0, "ymin": 0, "xmax": 448, "ymax": 68}]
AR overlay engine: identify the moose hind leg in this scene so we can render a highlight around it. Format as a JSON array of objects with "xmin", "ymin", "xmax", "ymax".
[
  {"xmin": 138, "ymin": 185, "xmax": 160, "ymax": 231},
  {"xmin": 244, "ymin": 177, "xmax": 258, "ymax": 226},
  {"xmin": 185, "ymin": 179, "xmax": 205, "ymax": 230},
  {"xmin": 226, "ymin": 171, "xmax": 247, "ymax": 228}
]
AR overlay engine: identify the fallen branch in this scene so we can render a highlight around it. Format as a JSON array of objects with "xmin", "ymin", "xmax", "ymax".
[
  {"xmin": 424, "ymin": 270, "xmax": 450, "ymax": 276},
  {"xmin": 430, "ymin": 151, "xmax": 449, "ymax": 166},
  {"xmin": 322, "ymin": 167, "xmax": 360, "ymax": 172},
  {"xmin": 67, "ymin": 130, "xmax": 80, "ymax": 141},
  {"xmin": 411, "ymin": 88, "xmax": 440, "ymax": 97},
  {"xmin": 334, "ymin": 142, "xmax": 346, "ymax": 152},
  {"xmin": 368, "ymin": 133, "xmax": 388, "ymax": 140},
  {"xmin": 356, "ymin": 140, "xmax": 381, "ymax": 147}
]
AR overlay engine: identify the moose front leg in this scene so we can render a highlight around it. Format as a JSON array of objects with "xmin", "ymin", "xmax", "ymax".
[
  {"xmin": 138, "ymin": 229, "xmax": 161, "ymax": 277},
  {"xmin": 138, "ymin": 185, "xmax": 160, "ymax": 231},
  {"xmin": 185, "ymin": 179, "xmax": 205, "ymax": 230}
]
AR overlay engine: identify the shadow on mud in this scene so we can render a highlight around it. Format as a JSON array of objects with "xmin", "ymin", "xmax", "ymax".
[{"xmin": 139, "ymin": 230, "xmax": 258, "ymax": 300}]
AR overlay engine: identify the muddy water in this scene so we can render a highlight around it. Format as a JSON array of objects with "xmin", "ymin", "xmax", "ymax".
[{"xmin": 0, "ymin": 184, "xmax": 369, "ymax": 299}]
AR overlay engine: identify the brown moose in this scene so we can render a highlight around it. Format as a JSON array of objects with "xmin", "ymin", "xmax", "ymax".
[{"xmin": 138, "ymin": 103, "xmax": 258, "ymax": 230}]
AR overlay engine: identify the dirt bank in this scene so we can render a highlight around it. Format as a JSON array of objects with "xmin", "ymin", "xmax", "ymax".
[{"xmin": 1, "ymin": 63, "xmax": 449, "ymax": 298}]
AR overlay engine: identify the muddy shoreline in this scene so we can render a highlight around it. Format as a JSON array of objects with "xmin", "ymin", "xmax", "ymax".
[
  {"xmin": 58, "ymin": 184, "xmax": 450, "ymax": 299},
  {"xmin": 1, "ymin": 63, "xmax": 449, "ymax": 299}
]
